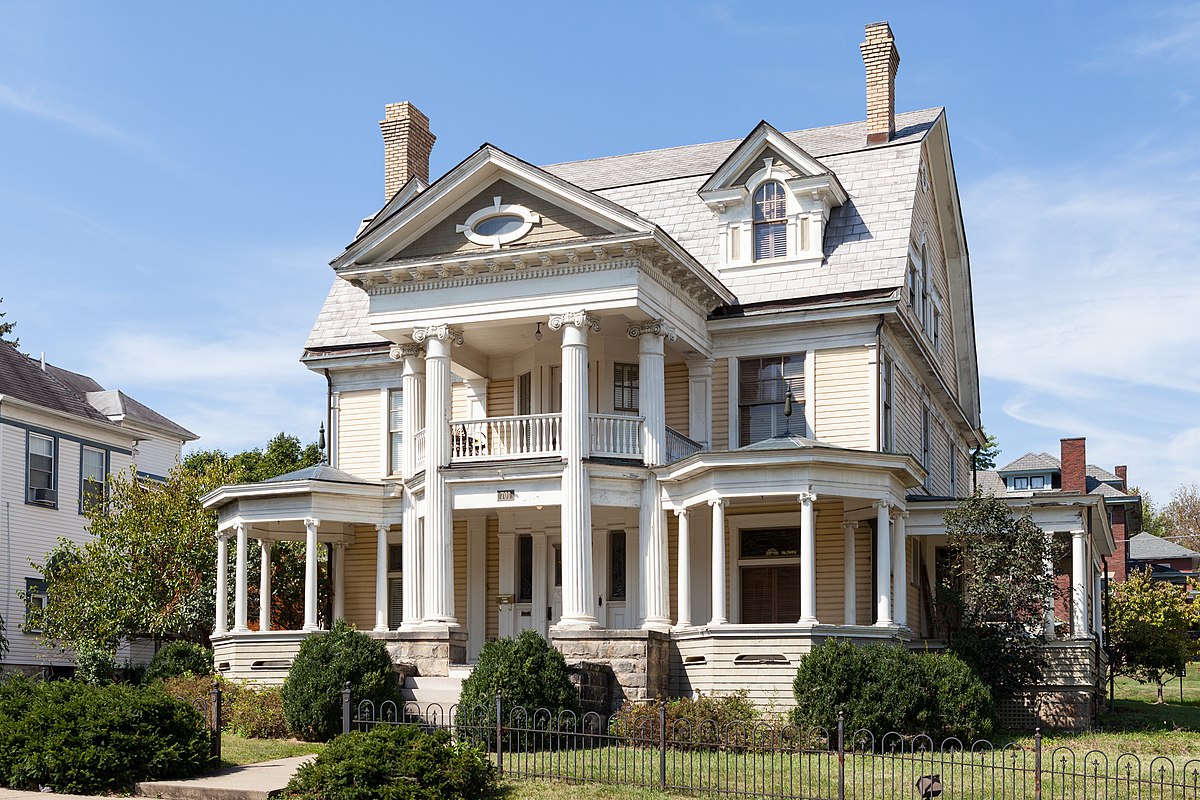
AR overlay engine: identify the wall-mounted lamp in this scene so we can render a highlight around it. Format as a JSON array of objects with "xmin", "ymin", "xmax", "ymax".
[{"xmin": 534, "ymin": 322, "xmax": 543, "ymax": 342}]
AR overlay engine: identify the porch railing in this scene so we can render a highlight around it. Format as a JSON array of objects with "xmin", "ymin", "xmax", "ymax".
[
  {"xmin": 451, "ymin": 414, "xmax": 562, "ymax": 461},
  {"xmin": 589, "ymin": 414, "xmax": 642, "ymax": 459},
  {"xmin": 665, "ymin": 426, "xmax": 704, "ymax": 463}
]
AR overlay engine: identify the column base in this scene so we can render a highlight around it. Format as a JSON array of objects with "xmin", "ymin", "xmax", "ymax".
[
  {"xmin": 873, "ymin": 620, "xmax": 894, "ymax": 628},
  {"xmin": 641, "ymin": 617, "xmax": 673, "ymax": 633},
  {"xmin": 419, "ymin": 618, "xmax": 460, "ymax": 630},
  {"xmin": 708, "ymin": 617, "xmax": 728, "ymax": 626},
  {"xmin": 673, "ymin": 621, "xmax": 694, "ymax": 631},
  {"xmin": 798, "ymin": 616, "xmax": 819, "ymax": 626},
  {"xmin": 553, "ymin": 615, "xmax": 600, "ymax": 631},
  {"xmin": 301, "ymin": 624, "xmax": 320, "ymax": 633},
  {"xmin": 373, "ymin": 625, "xmax": 389, "ymax": 633}
]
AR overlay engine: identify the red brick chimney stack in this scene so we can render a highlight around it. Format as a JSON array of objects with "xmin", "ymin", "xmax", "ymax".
[
  {"xmin": 380, "ymin": 101, "xmax": 435, "ymax": 202},
  {"xmin": 861, "ymin": 22, "xmax": 900, "ymax": 144},
  {"xmin": 1060, "ymin": 437, "xmax": 1088, "ymax": 495},
  {"xmin": 1114, "ymin": 465, "xmax": 1128, "ymax": 491}
]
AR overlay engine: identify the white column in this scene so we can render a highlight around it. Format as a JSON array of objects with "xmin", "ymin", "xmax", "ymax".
[
  {"xmin": 1045, "ymin": 532, "xmax": 1057, "ymax": 638},
  {"xmin": 332, "ymin": 543, "xmax": 346, "ymax": 623},
  {"xmin": 414, "ymin": 325, "xmax": 462, "ymax": 626},
  {"xmin": 893, "ymin": 510, "xmax": 908, "ymax": 629},
  {"xmin": 550, "ymin": 311, "xmax": 599, "ymax": 629},
  {"xmin": 303, "ymin": 518, "xmax": 319, "ymax": 632},
  {"xmin": 675, "ymin": 508, "xmax": 692, "ymax": 628},
  {"xmin": 258, "ymin": 538, "xmax": 272, "ymax": 632},
  {"xmin": 631, "ymin": 320, "xmax": 673, "ymax": 632},
  {"xmin": 842, "ymin": 521, "xmax": 858, "ymax": 626},
  {"xmin": 799, "ymin": 491, "xmax": 818, "ymax": 624},
  {"xmin": 401, "ymin": 491, "xmax": 421, "ymax": 629},
  {"xmin": 233, "ymin": 523, "xmax": 249, "ymax": 633},
  {"xmin": 874, "ymin": 501, "xmax": 893, "ymax": 626},
  {"xmin": 533, "ymin": 531, "xmax": 548, "ymax": 636},
  {"xmin": 710, "ymin": 498, "xmax": 727, "ymax": 625},
  {"xmin": 391, "ymin": 343, "xmax": 425, "ymax": 480},
  {"xmin": 1072, "ymin": 530, "xmax": 1088, "ymax": 638},
  {"xmin": 686, "ymin": 359, "xmax": 714, "ymax": 448},
  {"xmin": 497, "ymin": 529, "xmax": 516, "ymax": 638},
  {"xmin": 375, "ymin": 523, "xmax": 389, "ymax": 631},
  {"xmin": 214, "ymin": 531, "xmax": 229, "ymax": 636}
]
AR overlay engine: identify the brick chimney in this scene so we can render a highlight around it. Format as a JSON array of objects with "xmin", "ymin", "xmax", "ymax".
[
  {"xmin": 1115, "ymin": 465, "xmax": 1128, "ymax": 491},
  {"xmin": 1060, "ymin": 437, "xmax": 1087, "ymax": 495},
  {"xmin": 860, "ymin": 22, "xmax": 900, "ymax": 144},
  {"xmin": 380, "ymin": 101, "xmax": 435, "ymax": 202}
]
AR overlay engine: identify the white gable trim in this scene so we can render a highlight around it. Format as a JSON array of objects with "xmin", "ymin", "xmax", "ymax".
[{"xmin": 699, "ymin": 121, "xmax": 847, "ymax": 204}]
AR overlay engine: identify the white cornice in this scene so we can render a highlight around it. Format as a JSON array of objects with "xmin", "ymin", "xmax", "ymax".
[{"xmin": 201, "ymin": 478, "xmax": 390, "ymax": 510}]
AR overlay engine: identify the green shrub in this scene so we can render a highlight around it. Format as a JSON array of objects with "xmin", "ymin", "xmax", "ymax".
[
  {"xmin": 0, "ymin": 675, "xmax": 213, "ymax": 793},
  {"xmin": 282, "ymin": 620, "xmax": 396, "ymax": 741},
  {"xmin": 229, "ymin": 685, "xmax": 289, "ymax": 739},
  {"xmin": 611, "ymin": 690, "xmax": 787, "ymax": 746},
  {"xmin": 73, "ymin": 641, "xmax": 116, "ymax": 685},
  {"xmin": 456, "ymin": 630, "xmax": 580, "ymax": 746},
  {"xmin": 147, "ymin": 641, "xmax": 214, "ymax": 681},
  {"xmin": 285, "ymin": 724, "xmax": 497, "ymax": 800},
  {"xmin": 791, "ymin": 640, "xmax": 995, "ymax": 742}
]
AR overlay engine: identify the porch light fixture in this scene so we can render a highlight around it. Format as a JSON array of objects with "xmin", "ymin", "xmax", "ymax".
[
  {"xmin": 534, "ymin": 322, "xmax": 543, "ymax": 342},
  {"xmin": 318, "ymin": 421, "xmax": 327, "ymax": 464}
]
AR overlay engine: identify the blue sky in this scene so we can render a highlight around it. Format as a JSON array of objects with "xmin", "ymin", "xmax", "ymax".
[{"xmin": 1, "ymin": 2, "xmax": 1197, "ymax": 503}]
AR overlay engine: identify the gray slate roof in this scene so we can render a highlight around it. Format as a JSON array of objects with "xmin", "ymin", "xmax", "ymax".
[
  {"xmin": 305, "ymin": 108, "xmax": 943, "ymax": 352},
  {"xmin": 265, "ymin": 464, "xmax": 376, "ymax": 484},
  {"xmin": 998, "ymin": 452, "xmax": 1059, "ymax": 472},
  {"xmin": 982, "ymin": 450, "xmax": 1135, "ymax": 500},
  {"xmin": 1129, "ymin": 532, "xmax": 1200, "ymax": 561}
]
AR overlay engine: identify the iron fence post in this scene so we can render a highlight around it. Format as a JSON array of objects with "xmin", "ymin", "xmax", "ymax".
[
  {"xmin": 341, "ymin": 681, "xmax": 352, "ymax": 735},
  {"xmin": 1034, "ymin": 726, "xmax": 1043, "ymax": 800},
  {"xmin": 659, "ymin": 699, "xmax": 667, "ymax": 793},
  {"xmin": 210, "ymin": 679, "xmax": 222, "ymax": 762},
  {"xmin": 837, "ymin": 711, "xmax": 845, "ymax": 800},
  {"xmin": 495, "ymin": 691, "xmax": 504, "ymax": 771}
]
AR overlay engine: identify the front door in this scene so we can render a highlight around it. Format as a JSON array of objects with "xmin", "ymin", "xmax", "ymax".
[{"xmin": 549, "ymin": 541, "xmax": 563, "ymax": 627}]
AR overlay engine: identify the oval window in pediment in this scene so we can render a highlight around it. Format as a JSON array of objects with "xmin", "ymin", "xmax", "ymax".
[
  {"xmin": 473, "ymin": 214, "xmax": 525, "ymax": 238},
  {"xmin": 456, "ymin": 196, "xmax": 541, "ymax": 250}
]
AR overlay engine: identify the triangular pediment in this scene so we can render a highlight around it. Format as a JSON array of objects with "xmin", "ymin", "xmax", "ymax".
[
  {"xmin": 698, "ymin": 121, "xmax": 847, "ymax": 207},
  {"xmin": 332, "ymin": 145, "xmax": 653, "ymax": 270}
]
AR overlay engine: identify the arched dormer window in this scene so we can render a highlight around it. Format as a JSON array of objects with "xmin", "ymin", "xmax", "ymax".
[{"xmin": 753, "ymin": 181, "xmax": 787, "ymax": 260}]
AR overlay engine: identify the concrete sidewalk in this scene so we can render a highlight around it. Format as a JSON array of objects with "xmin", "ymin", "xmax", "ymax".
[{"xmin": 0, "ymin": 754, "xmax": 314, "ymax": 800}]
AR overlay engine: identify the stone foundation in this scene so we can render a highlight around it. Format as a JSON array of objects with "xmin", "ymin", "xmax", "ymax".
[
  {"xmin": 551, "ymin": 628, "xmax": 670, "ymax": 709},
  {"xmin": 372, "ymin": 627, "xmax": 468, "ymax": 676},
  {"xmin": 566, "ymin": 660, "xmax": 616, "ymax": 715}
]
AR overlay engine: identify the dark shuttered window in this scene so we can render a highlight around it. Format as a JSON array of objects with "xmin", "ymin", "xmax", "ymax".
[
  {"xmin": 738, "ymin": 354, "xmax": 805, "ymax": 445},
  {"xmin": 753, "ymin": 181, "xmax": 787, "ymax": 260}
]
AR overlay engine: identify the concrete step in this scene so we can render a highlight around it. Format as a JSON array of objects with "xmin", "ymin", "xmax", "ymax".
[
  {"xmin": 400, "ymin": 670, "xmax": 469, "ymax": 714},
  {"xmin": 133, "ymin": 755, "xmax": 313, "ymax": 800}
]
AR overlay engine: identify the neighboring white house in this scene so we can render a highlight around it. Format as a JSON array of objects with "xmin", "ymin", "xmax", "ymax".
[
  {"xmin": 0, "ymin": 342, "xmax": 196, "ymax": 674},
  {"xmin": 202, "ymin": 22, "xmax": 1114, "ymax": 728}
]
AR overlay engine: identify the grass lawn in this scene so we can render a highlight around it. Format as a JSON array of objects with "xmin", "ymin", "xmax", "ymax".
[
  {"xmin": 502, "ymin": 780, "xmax": 680, "ymax": 799},
  {"xmin": 220, "ymin": 733, "xmax": 324, "ymax": 767}
]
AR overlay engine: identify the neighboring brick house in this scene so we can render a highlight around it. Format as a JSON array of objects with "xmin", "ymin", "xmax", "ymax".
[
  {"xmin": 0, "ymin": 343, "xmax": 195, "ymax": 674},
  {"xmin": 200, "ymin": 22, "xmax": 1111, "ymax": 728},
  {"xmin": 1127, "ymin": 532, "xmax": 1198, "ymax": 586}
]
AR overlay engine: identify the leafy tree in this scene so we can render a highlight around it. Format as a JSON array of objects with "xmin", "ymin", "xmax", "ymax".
[
  {"xmin": 972, "ymin": 428, "xmax": 1000, "ymax": 471},
  {"xmin": 0, "ymin": 296, "xmax": 17, "ymax": 348},
  {"xmin": 1159, "ymin": 482, "xmax": 1200, "ymax": 551},
  {"xmin": 1108, "ymin": 568, "xmax": 1200, "ymax": 703},
  {"xmin": 1129, "ymin": 485, "xmax": 1165, "ymax": 537},
  {"xmin": 0, "ymin": 614, "xmax": 8, "ymax": 663},
  {"xmin": 938, "ymin": 490, "xmax": 1063, "ymax": 697},
  {"xmin": 183, "ymin": 432, "xmax": 321, "ymax": 484}
]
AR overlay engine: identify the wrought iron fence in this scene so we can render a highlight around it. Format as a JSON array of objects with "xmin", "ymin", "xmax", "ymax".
[
  {"xmin": 191, "ymin": 681, "xmax": 223, "ymax": 761},
  {"xmin": 341, "ymin": 688, "xmax": 1200, "ymax": 799}
]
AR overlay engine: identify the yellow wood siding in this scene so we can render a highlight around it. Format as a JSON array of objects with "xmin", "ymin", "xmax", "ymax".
[
  {"xmin": 488, "ymin": 379, "xmax": 514, "ymax": 417},
  {"xmin": 454, "ymin": 520, "xmax": 467, "ymax": 625},
  {"xmin": 813, "ymin": 348, "xmax": 871, "ymax": 449},
  {"xmin": 711, "ymin": 358, "xmax": 729, "ymax": 449},
  {"xmin": 667, "ymin": 512, "xmax": 679, "ymax": 623},
  {"xmin": 451, "ymin": 383, "xmax": 470, "ymax": 421},
  {"xmin": 664, "ymin": 363, "xmax": 689, "ymax": 434},
  {"xmin": 814, "ymin": 499, "xmax": 844, "ymax": 623},
  {"xmin": 344, "ymin": 524, "xmax": 379, "ymax": 630},
  {"xmin": 486, "ymin": 516, "xmax": 499, "ymax": 641},
  {"xmin": 910, "ymin": 145, "xmax": 959, "ymax": 397},
  {"xmin": 337, "ymin": 390, "xmax": 381, "ymax": 480}
]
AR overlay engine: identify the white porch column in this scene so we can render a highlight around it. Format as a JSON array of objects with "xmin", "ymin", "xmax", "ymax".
[
  {"xmin": 391, "ymin": 343, "xmax": 425, "ymax": 480},
  {"xmin": 233, "ymin": 523, "xmax": 249, "ymax": 633},
  {"xmin": 258, "ymin": 538, "xmax": 272, "ymax": 632},
  {"xmin": 710, "ymin": 498, "xmax": 727, "ymax": 625},
  {"xmin": 214, "ymin": 531, "xmax": 229, "ymax": 636},
  {"xmin": 893, "ymin": 509, "xmax": 908, "ymax": 629},
  {"xmin": 332, "ymin": 542, "xmax": 346, "ymax": 623},
  {"xmin": 550, "ymin": 311, "xmax": 599, "ymax": 629},
  {"xmin": 497, "ymin": 529, "xmax": 516, "ymax": 638},
  {"xmin": 414, "ymin": 325, "xmax": 462, "ymax": 626},
  {"xmin": 1072, "ymin": 529, "xmax": 1088, "ymax": 638},
  {"xmin": 375, "ymin": 523, "xmax": 389, "ymax": 631},
  {"xmin": 686, "ymin": 358, "xmax": 714, "ymax": 448},
  {"xmin": 799, "ymin": 491, "xmax": 818, "ymax": 624},
  {"xmin": 533, "ymin": 531, "xmax": 548, "ymax": 637},
  {"xmin": 874, "ymin": 501, "xmax": 893, "ymax": 626},
  {"xmin": 631, "ymin": 320, "xmax": 673, "ymax": 632},
  {"xmin": 675, "ymin": 508, "xmax": 692, "ymax": 628},
  {"xmin": 303, "ymin": 518, "xmax": 320, "ymax": 631},
  {"xmin": 1045, "ymin": 532, "xmax": 1057, "ymax": 638},
  {"xmin": 401, "ymin": 490, "xmax": 421, "ymax": 629},
  {"xmin": 842, "ymin": 521, "xmax": 857, "ymax": 626}
]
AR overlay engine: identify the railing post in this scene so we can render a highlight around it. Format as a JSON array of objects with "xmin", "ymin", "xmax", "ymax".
[
  {"xmin": 210, "ymin": 679, "xmax": 222, "ymax": 762},
  {"xmin": 1034, "ymin": 726, "xmax": 1043, "ymax": 800},
  {"xmin": 495, "ymin": 691, "xmax": 504, "ymax": 770},
  {"xmin": 659, "ymin": 699, "xmax": 668, "ymax": 793},
  {"xmin": 342, "ymin": 680, "xmax": 352, "ymax": 735},
  {"xmin": 837, "ymin": 711, "xmax": 845, "ymax": 800}
]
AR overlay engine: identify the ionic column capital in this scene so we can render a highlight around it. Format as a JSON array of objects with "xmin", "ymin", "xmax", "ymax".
[
  {"xmin": 389, "ymin": 343, "xmax": 425, "ymax": 360},
  {"xmin": 304, "ymin": 518, "xmax": 320, "ymax": 530},
  {"xmin": 708, "ymin": 497, "xmax": 726, "ymax": 509},
  {"xmin": 798, "ymin": 491, "xmax": 818, "ymax": 505},
  {"xmin": 890, "ymin": 508, "xmax": 910, "ymax": 521},
  {"xmin": 874, "ymin": 499, "xmax": 892, "ymax": 512},
  {"xmin": 548, "ymin": 310, "xmax": 601, "ymax": 333},
  {"xmin": 627, "ymin": 319, "xmax": 677, "ymax": 342},
  {"xmin": 1071, "ymin": 529, "xmax": 1088, "ymax": 539},
  {"xmin": 412, "ymin": 325, "xmax": 464, "ymax": 346},
  {"xmin": 842, "ymin": 520, "xmax": 859, "ymax": 533},
  {"xmin": 674, "ymin": 506, "xmax": 690, "ymax": 520},
  {"xmin": 375, "ymin": 522, "xmax": 389, "ymax": 534}
]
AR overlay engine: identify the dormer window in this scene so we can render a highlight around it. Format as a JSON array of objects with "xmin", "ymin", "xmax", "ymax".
[{"xmin": 753, "ymin": 181, "xmax": 787, "ymax": 260}]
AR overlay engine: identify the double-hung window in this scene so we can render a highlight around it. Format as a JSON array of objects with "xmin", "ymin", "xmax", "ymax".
[
  {"xmin": 921, "ymin": 406, "xmax": 931, "ymax": 487},
  {"xmin": 81, "ymin": 446, "xmax": 106, "ymax": 512},
  {"xmin": 881, "ymin": 355, "xmax": 894, "ymax": 452},
  {"xmin": 738, "ymin": 354, "xmax": 805, "ymax": 445},
  {"xmin": 753, "ymin": 181, "xmax": 787, "ymax": 260},
  {"xmin": 27, "ymin": 432, "xmax": 56, "ymax": 506},
  {"xmin": 388, "ymin": 389, "xmax": 403, "ymax": 475},
  {"xmin": 613, "ymin": 363, "xmax": 639, "ymax": 413}
]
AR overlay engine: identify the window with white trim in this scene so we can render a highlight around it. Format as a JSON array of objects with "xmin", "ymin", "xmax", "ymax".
[
  {"xmin": 24, "ymin": 577, "xmax": 48, "ymax": 632},
  {"xmin": 950, "ymin": 444, "xmax": 959, "ymax": 497},
  {"xmin": 388, "ymin": 389, "xmax": 403, "ymax": 475},
  {"xmin": 27, "ymin": 432, "xmax": 56, "ymax": 506},
  {"xmin": 613, "ymin": 363, "xmax": 639, "ymax": 413},
  {"xmin": 881, "ymin": 355, "xmax": 894, "ymax": 452},
  {"xmin": 752, "ymin": 181, "xmax": 787, "ymax": 260},
  {"xmin": 739, "ymin": 527, "xmax": 801, "ymax": 624},
  {"xmin": 387, "ymin": 543, "xmax": 403, "ymax": 629},
  {"xmin": 81, "ymin": 445, "xmax": 106, "ymax": 512},
  {"xmin": 921, "ymin": 406, "xmax": 931, "ymax": 486},
  {"xmin": 738, "ymin": 354, "xmax": 805, "ymax": 445}
]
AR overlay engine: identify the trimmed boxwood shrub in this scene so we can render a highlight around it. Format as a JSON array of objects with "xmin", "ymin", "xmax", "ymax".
[
  {"xmin": 146, "ymin": 641, "xmax": 214, "ymax": 682},
  {"xmin": 282, "ymin": 620, "xmax": 397, "ymax": 741},
  {"xmin": 791, "ymin": 640, "xmax": 995, "ymax": 741},
  {"xmin": 0, "ymin": 676, "xmax": 213, "ymax": 794},
  {"xmin": 611, "ymin": 690, "xmax": 784, "ymax": 745},
  {"xmin": 284, "ymin": 724, "xmax": 497, "ymax": 800}
]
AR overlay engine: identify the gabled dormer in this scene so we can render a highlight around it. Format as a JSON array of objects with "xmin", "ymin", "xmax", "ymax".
[{"xmin": 698, "ymin": 121, "xmax": 847, "ymax": 275}]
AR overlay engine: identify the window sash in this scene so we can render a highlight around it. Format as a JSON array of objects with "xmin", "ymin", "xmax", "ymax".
[
  {"xmin": 388, "ymin": 390, "xmax": 403, "ymax": 474},
  {"xmin": 613, "ymin": 363, "xmax": 639, "ymax": 412},
  {"xmin": 518, "ymin": 535, "xmax": 533, "ymax": 603},
  {"xmin": 738, "ymin": 355, "xmax": 805, "ymax": 446},
  {"xmin": 81, "ymin": 446, "xmax": 105, "ymax": 510},
  {"xmin": 28, "ymin": 433, "xmax": 54, "ymax": 496},
  {"xmin": 754, "ymin": 221, "xmax": 787, "ymax": 260},
  {"xmin": 609, "ymin": 530, "xmax": 627, "ymax": 600}
]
